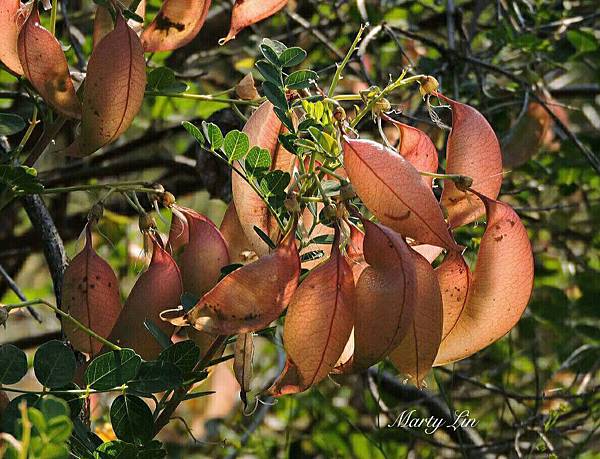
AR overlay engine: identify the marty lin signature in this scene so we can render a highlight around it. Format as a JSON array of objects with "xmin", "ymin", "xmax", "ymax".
[{"xmin": 387, "ymin": 409, "xmax": 479, "ymax": 435}]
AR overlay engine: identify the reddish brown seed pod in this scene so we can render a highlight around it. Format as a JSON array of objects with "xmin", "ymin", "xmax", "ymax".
[
  {"xmin": 18, "ymin": 7, "xmax": 81, "ymax": 118},
  {"xmin": 174, "ymin": 206, "xmax": 230, "ymax": 298},
  {"xmin": 68, "ymin": 13, "xmax": 146, "ymax": 156},
  {"xmin": 389, "ymin": 249, "xmax": 443, "ymax": 387},
  {"xmin": 141, "ymin": 0, "xmax": 211, "ymax": 52},
  {"xmin": 343, "ymin": 137, "xmax": 459, "ymax": 250},
  {"xmin": 232, "ymin": 101, "xmax": 296, "ymax": 256},
  {"xmin": 438, "ymin": 93, "xmax": 503, "ymax": 228},
  {"xmin": 434, "ymin": 194, "xmax": 534, "ymax": 365},
  {"xmin": 62, "ymin": 225, "xmax": 122, "ymax": 356},
  {"xmin": 0, "ymin": 0, "xmax": 24, "ymax": 75},
  {"xmin": 108, "ymin": 236, "xmax": 182, "ymax": 360},
  {"xmin": 382, "ymin": 114, "xmax": 439, "ymax": 187},
  {"xmin": 221, "ymin": 0, "xmax": 288, "ymax": 44},
  {"xmin": 176, "ymin": 228, "xmax": 300, "ymax": 335},
  {"xmin": 270, "ymin": 229, "xmax": 354, "ymax": 395}
]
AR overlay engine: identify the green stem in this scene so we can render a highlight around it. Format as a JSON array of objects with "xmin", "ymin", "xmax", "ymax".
[
  {"xmin": 14, "ymin": 106, "xmax": 38, "ymax": 157},
  {"xmin": 328, "ymin": 25, "xmax": 367, "ymax": 97},
  {"xmin": 204, "ymin": 148, "xmax": 285, "ymax": 231},
  {"xmin": 333, "ymin": 94, "xmax": 363, "ymax": 102},
  {"xmin": 1, "ymin": 386, "xmax": 125, "ymax": 396},
  {"xmin": 18, "ymin": 402, "xmax": 31, "ymax": 459},
  {"xmin": 145, "ymin": 91, "xmax": 263, "ymax": 106},
  {"xmin": 317, "ymin": 166, "xmax": 347, "ymax": 182},
  {"xmin": 419, "ymin": 170, "xmax": 473, "ymax": 186},
  {"xmin": 5, "ymin": 299, "xmax": 121, "ymax": 351},
  {"xmin": 50, "ymin": 0, "xmax": 59, "ymax": 36},
  {"xmin": 30, "ymin": 181, "xmax": 157, "ymax": 196},
  {"xmin": 350, "ymin": 73, "xmax": 427, "ymax": 128}
]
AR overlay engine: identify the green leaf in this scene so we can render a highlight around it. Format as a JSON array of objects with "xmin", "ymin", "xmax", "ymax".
[
  {"xmin": 123, "ymin": 8, "xmax": 144, "ymax": 23},
  {"xmin": 308, "ymin": 126, "xmax": 337, "ymax": 154},
  {"xmin": 245, "ymin": 146, "xmax": 272, "ymax": 177},
  {"xmin": 220, "ymin": 263, "xmax": 243, "ymax": 278},
  {"xmin": 181, "ymin": 121, "xmax": 205, "ymax": 145},
  {"xmin": 128, "ymin": 361, "xmax": 183, "ymax": 393},
  {"xmin": 285, "ymin": 69, "xmax": 318, "ymax": 90},
  {"xmin": 143, "ymin": 319, "xmax": 172, "ymax": 350},
  {"xmin": 137, "ymin": 441, "xmax": 167, "ymax": 459},
  {"xmin": 278, "ymin": 133, "xmax": 298, "ymax": 154},
  {"xmin": 2, "ymin": 394, "xmax": 39, "ymax": 434},
  {"xmin": 0, "ymin": 113, "xmax": 26, "ymax": 136},
  {"xmin": 0, "ymin": 344, "xmax": 28, "ymax": 384},
  {"xmin": 52, "ymin": 383, "xmax": 84, "ymax": 417},
  {"xmin": 255, "ymin": 60, "xmax": 282, "ymax": 86},
  {"xmin": 33, "ymin": 340, "xmax": 76, "ymax": 388},
  {"xmin": 158, "ymin": 340, "xmax": 200, "ymax": 373},
  {"xmin": 84, "ymin": 349, "xmax": 141, "ymax": 390},
  {"xmin": 253, "ymin": 226, "xmax": 277, "ymax": 250},
  {"xmin": 110, "ymin": 395, "xmax": 154, "ymax": 445},
  {"xmin": 273, "ymin": 107, "xmax": 295, "ymax": 132},
  {"xmin": 202, "ymin": 122, "xmax": 224, "ymax": 150},
  {"xmin": 310, "ymin": 234, "xmax": 335, "ymax": 244},
  {"xmin": 259, "ymin": 43, "xmax": 281, "ymax": 66},
  {"xmin": 262, "ymin": 81, "xmax": 288, "ymax": 112},
  {"xmin": 300, "ymin": 250, "xmax": 325, "ymax": 262},
  {"xmin": 278, "ymin": 47, "xmax": 307, "ymax": 67},
  {"xmin": 147, "ymin": 67, "xmax": 187, "ymax": 93},
  {"xmin": 223, "ymin": 130, "xmax": 250, "ymax": 162},
  {"xmin": 95, "ymin": 440, "xmax": 138, "ymax": 459},
  {"xmin": 259, "ymin": 170, "xmax": 290, "ymax": 197},
  {"xmin": 261, "ymin": 38, "xmax": 287, "ymax": 54},
  {"xmin": 566, "ymin": 30, "xmax": 598, "ymax": 54},
  {"xmin": 182, "ymin": 390, "xmax": 215, "ymax": 401},
  {"xmin": 0, "ymin": 164, "xmax": 44, "ymax": 194}
]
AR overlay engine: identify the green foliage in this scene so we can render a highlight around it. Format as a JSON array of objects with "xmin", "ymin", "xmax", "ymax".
[
  {"xmin": 0, "ymin": 344, "xmax": 28, "ymax": 384},
  {"xmin": 33, "ymin": 340, "xmax": 76, "ymax": 388},
  {"xmin": 84, "ymin": 349, "xmax": 142, "ymax": 390}
]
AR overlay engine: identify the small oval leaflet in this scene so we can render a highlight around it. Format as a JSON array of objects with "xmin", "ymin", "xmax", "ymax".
[
  {"xmin": 33, "ymin": 340, "xmax": 76, "ymax": 389},
  {"xmin": 0, "ymin": 344, "xmax": 28, "ymax": 385}
]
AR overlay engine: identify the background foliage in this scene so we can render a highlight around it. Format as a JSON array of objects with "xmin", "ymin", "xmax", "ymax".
[{"xmin": 1, "ymin": 0, "xmax": 599, "ymax": 457}]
